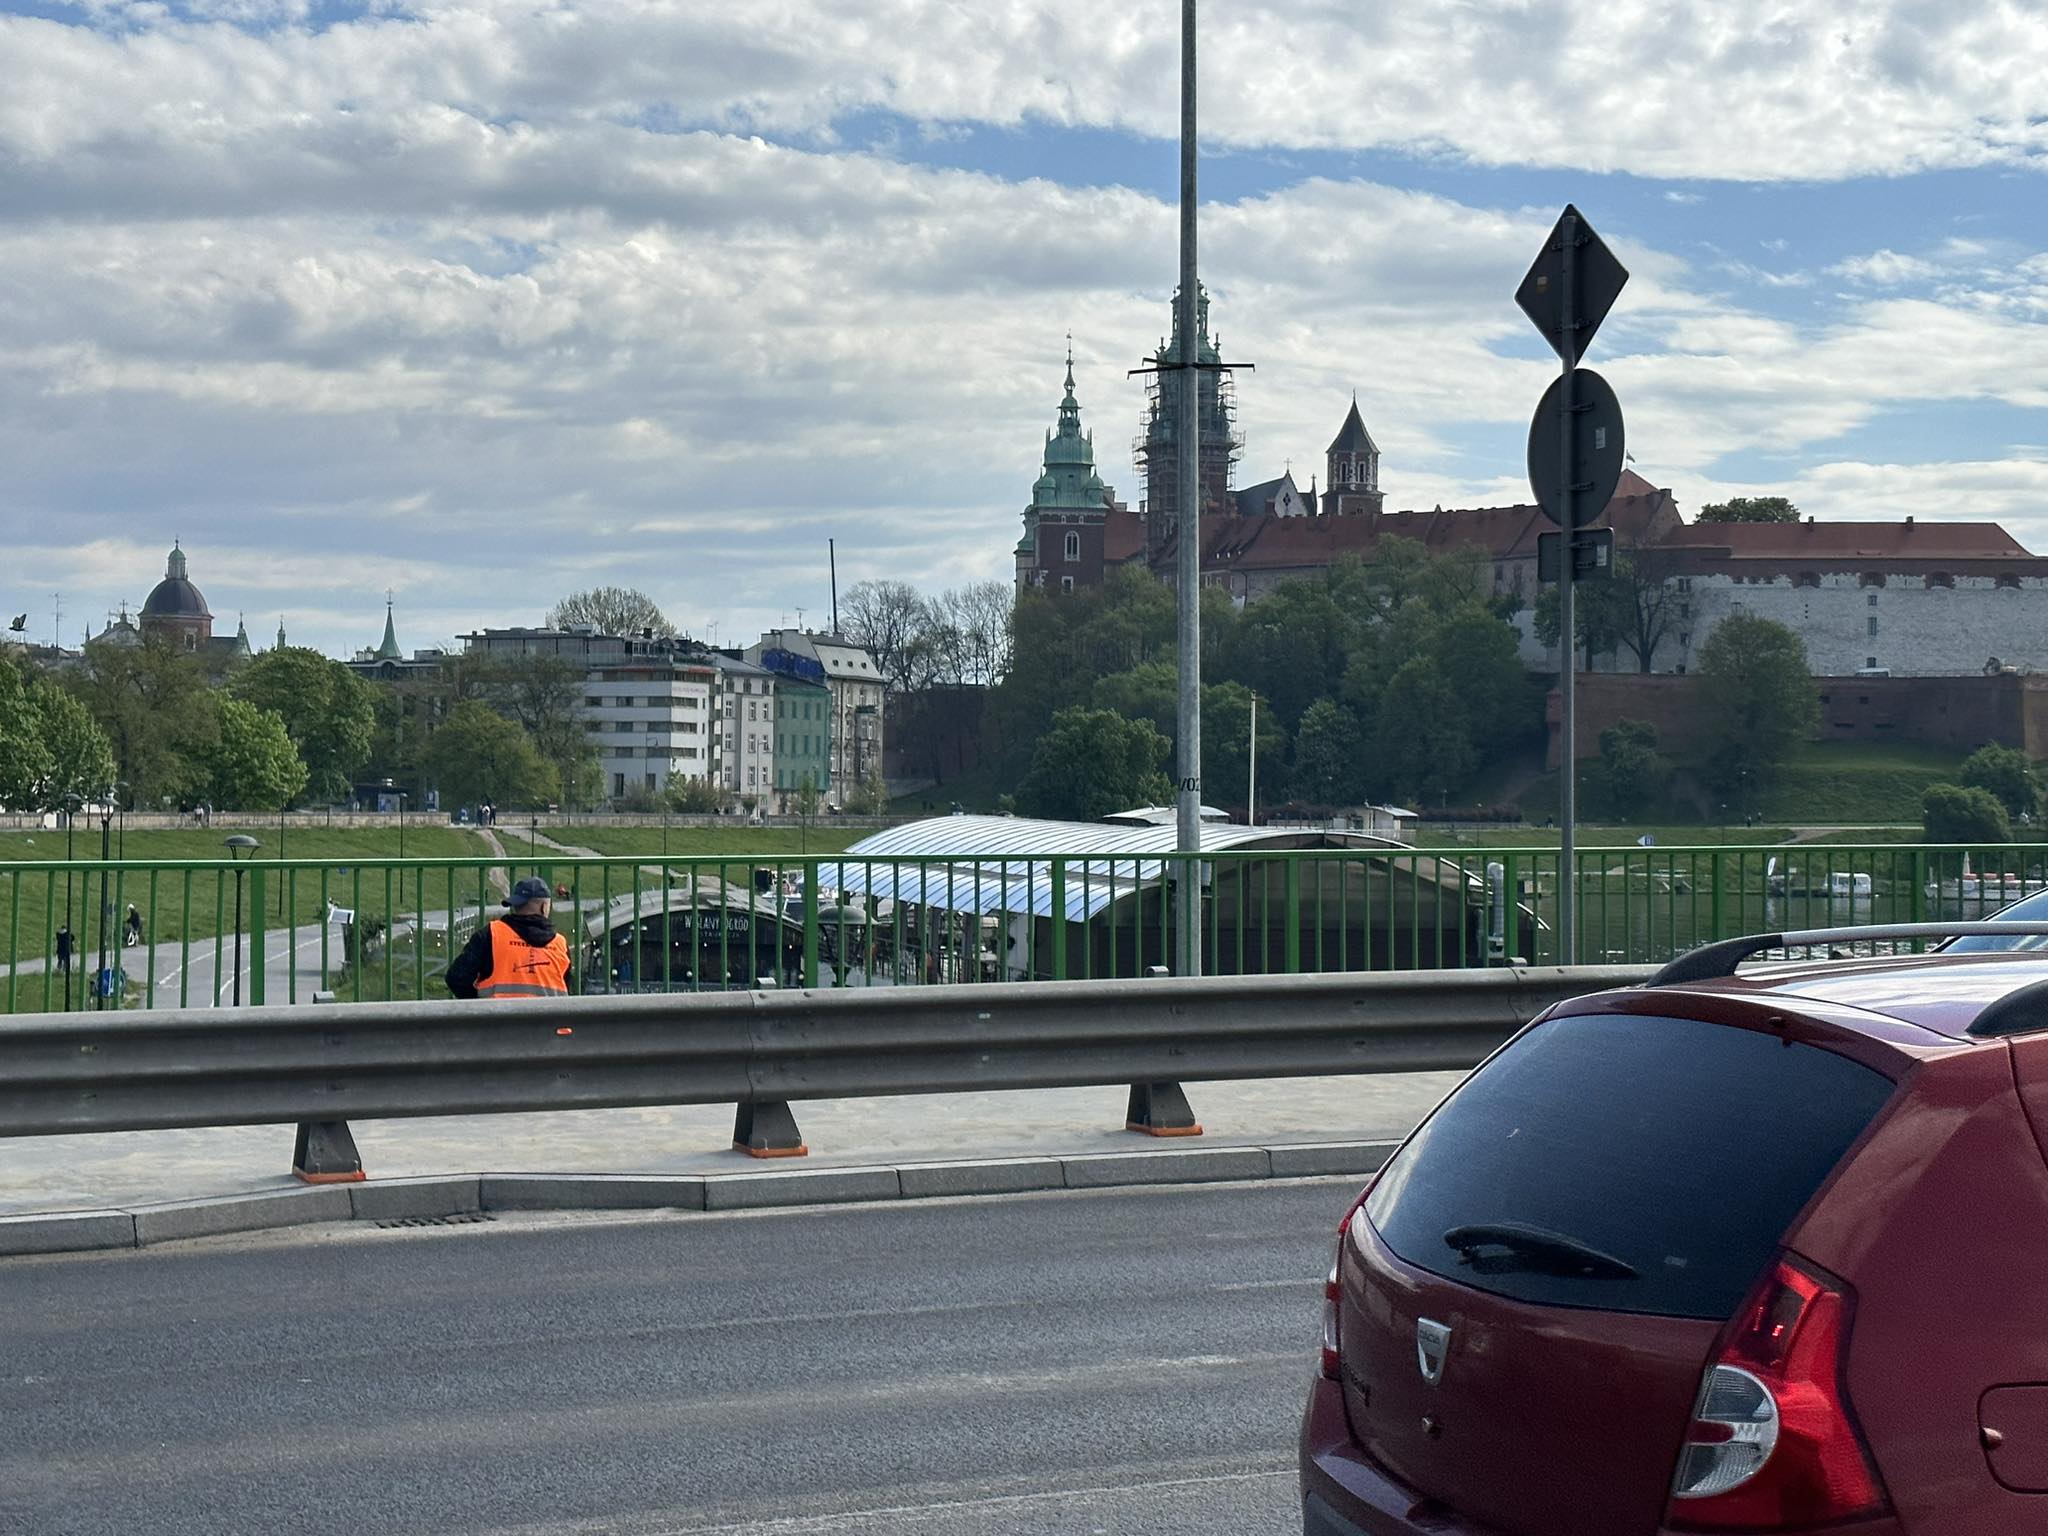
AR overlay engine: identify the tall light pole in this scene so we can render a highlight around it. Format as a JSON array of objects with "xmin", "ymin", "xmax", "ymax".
[
  {"xmin": 1173, "ymin": 0, "xmax": 1201, "ymax": 977},
  {"xmin": 60, "ymin": 792, "xmax": 81, "ymax": 1011},
  {"xmin": 225, "ymin": 835, "xmax": 259, "ymax": 1007}
]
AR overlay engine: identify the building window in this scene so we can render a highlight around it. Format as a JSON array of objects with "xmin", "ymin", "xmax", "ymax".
[
  {"xmin": 1865, "ymin": 659, "xmax": 1877, "ymax": 671},
  {"xmin": 1867, "ymin": 616, "xmax": 1879, "ymax": 637},
  {"xmin": 1858, "ymin": 572, "xmax": 1885, "ymax": 588},
  {"xmin": 1925, "ymin": 572, "xmax": 1954, "ymax": 589},
  {"xmin": 1997, "ymin": 573, "xmax": 2022, "ymax": 590},
  {"xmin": 1867, "ymin": 593, "xmax": 1878, "ymax": 607},
  {"xmin": 1064, "ymin": 531, "xmax": 1080, "ymax": 562},
  {"xmin": 1060, "ymin": 575, "xmax": 1074, "ymax": 593}
]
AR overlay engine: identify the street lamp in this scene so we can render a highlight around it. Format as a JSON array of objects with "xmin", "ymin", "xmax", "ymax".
[
  {"xmin": 224, "ymin": 835, "xmax": 260, "ymax": 1007},
  {"xmin": 382, "ymin": 778, "xmax": 409, "ymax": 859}
]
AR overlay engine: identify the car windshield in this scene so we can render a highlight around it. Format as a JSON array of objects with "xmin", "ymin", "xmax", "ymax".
[{"xmin": 1943, "ymin": 890, "xmax": 2048, "ymax": 951}]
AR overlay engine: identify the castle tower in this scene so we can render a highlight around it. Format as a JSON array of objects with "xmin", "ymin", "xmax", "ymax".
[
  {"xmin": 139, "ymin": 541, "xmax": 214, "ymax": 651},
  {"xmin": 1323, "ymin": 395, "xmax": 1384, "ymax": 516},
  {"xmin": 1015, "ymin": 345, "xmax": 1117, "ymax": 594},
  {"xmin": 1137, "ymin": 283, "xmax": 1241, "ymax": 567}
]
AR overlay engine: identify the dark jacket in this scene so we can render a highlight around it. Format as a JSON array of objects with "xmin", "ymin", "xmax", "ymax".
[{"xmin": 445, "ymin": 912, "xmax": 562, "ymax": 999}]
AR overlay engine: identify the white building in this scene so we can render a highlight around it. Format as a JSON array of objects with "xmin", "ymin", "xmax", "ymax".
[
  {"xmin": 708, "ymin": 654, "xmax": 779, "ymax": 801},
  {"xmin": 748, "ymin": 629, "xmax": 886, "ymax": 799}
]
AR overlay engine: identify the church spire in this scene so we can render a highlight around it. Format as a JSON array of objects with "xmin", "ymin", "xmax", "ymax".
[{"xmin": 374, "ymin": 591, "xmax": 402, "ymax": 661}]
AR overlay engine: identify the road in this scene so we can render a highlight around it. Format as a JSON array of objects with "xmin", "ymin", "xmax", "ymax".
[{"xmin": 0, "ymin": 1179, "xmax": 1345, "ymax": 1534}]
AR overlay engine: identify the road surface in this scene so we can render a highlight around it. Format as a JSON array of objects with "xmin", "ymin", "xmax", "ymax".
[{"xmin": 0, "ymin": 1179, "xmax": 1345, "ymax": 1534}]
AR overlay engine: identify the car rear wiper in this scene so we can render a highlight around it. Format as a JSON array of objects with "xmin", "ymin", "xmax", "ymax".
[{"xmin": 1442, "ymin": 1221, "xmax": 1638, "ymax": 1280}]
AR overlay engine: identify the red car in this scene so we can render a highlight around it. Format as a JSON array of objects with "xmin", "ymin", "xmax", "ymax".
[{"xmin": 1303, "ymin": 922, "xmax": 2048, "ymax": 1535}]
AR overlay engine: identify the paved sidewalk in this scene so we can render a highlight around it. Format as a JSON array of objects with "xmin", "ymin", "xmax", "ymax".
[{"xmin": 0, "ymin": 1070, "xmax": 1461, "ymax": 1216}]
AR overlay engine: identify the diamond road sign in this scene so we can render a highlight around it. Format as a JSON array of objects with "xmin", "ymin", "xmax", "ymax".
[
  {"xmin": 1517, "ymin": 204, "xmax": 1629, "ymax": 362},
  {"xmin": 1527, "ymin": 367, "xmax": 1625, "ymax": 528}
]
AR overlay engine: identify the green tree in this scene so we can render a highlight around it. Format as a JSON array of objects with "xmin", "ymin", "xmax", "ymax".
[
  {"xmin": 1591, "ymin": 718, "xmax": 1673, "ymax": 820},
  {"xmin": 1697, "ymin": 496, "xmax": 1800, "ymax": 524},
  {"xmin": 0, "ymin": 654, "xmax": 55, "ymax": 810},
  {"xmin": 1372, "ymin": 657, "xmax": 1476, "ymax": 805},
  {"xmin": 1922, "ymin": 783, "xmax": 2012, "ymax": 844},
  {"xmin": 665, "ymin": 776, "xmax": 728, "ymax": 813},
  {"xmin": 423, "ymin": 701, "xmax": 558, "ymax": 809},
  {"xmin": 1016, "ymin": 707, "xmax": 1171, "ymax": 822},
  {"xmin": 28, "ymin": 681, "xmax": 118, "ymax": 811},
  {"xmin": 208, "ymin": 697, "xmax": 309, "ymax": 810},
  {"xmin": 1531, "ymin": 549, "xmax": 1681, "ymax": 672},
  {"xmin": 1290, "ymin": 699, "xmax": 1367, "ymax": 805},
  {"xmin": 65, "ymin": 638, "xmax": 219, "ymax": 808},
  {"xmin": 463, "ymin": 653, "xmax": 601, "ymax": 807},
  {"xmin": 1958, "ymin": 743, "xmax": 2043, "ymax": 823},
  {"xmin": 1697, "ymin": 614, "xmax": 1818, "ymax": 798},
  {"xmin": 232, "ymin": 647, "xmax": 375, "ymax": 803}
]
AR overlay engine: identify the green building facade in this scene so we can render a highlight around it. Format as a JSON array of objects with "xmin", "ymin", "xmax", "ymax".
[{"xmin": 772, "ymin": 678, "xmax": 833, "ymax": 808}]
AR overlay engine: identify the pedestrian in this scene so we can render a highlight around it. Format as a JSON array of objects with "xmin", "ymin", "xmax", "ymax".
[
  {"xmin": 55, "ymin": 924, "xmax": 73, "ymax": 975},
  {"xmin": 123, "ymin": 904, "xmax": 143, "ymax": 948},
  {"xmin": 444, "ymin": 877, "xmax": 571, "ymax": 1000}
]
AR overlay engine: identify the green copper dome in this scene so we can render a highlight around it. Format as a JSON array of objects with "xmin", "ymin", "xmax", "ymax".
[{"xmin": 1030, "ymin": 350, "xmax": 1110, "ymax": 512}]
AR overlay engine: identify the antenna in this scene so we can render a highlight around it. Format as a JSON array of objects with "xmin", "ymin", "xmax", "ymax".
[
  {"xmin": 795, "ymin": 606, "xmax": 806, "ymax": 631},
  {"xmin": 829, "ymin": 537, "xmax": 839, "ymax": 636},
  {"xmin": 51, "ymin": 592, "xmax": 61, "ymax": 650}
]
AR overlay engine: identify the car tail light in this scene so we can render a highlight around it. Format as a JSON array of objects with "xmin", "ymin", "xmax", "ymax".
[
  {"xmin": 1320, "ymin": 1186, "xmax": 1375, "ymax": 1381},
  {"xmin": 1667, "ymin": 1255, "xmax": 1889, "ymax": 1530}
]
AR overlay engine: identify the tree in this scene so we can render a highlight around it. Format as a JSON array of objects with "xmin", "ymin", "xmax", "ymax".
[
  {"xmin": 1591, "ymin": 719, "xmax": 1673, "ymax": 820},
  {"xmin": 28, "ymin": 682, "xmax": 117, "ymax": 812},
  {"xmin": 1290, "ymin": 699, "xmax": 1367, "ymax": 805},
  {"xmin": 0, "ymin": 654, "xmax": 55, "ymax": 810},
  {"xmin": 232, "ymin": 647, "xmax": 375, "ymax": 803},
  {"xmin": 65, "ymin": 637, "xmax": 219, "ymax": 808},
  {"xmin": 1696, "ymin": 614, "xmax": 1818, "ymax": 797},
  {"xmin": 208, "ymin": 698, "xmax": 309, "ymax": 811},
  {"xmin": 840, "ymin": 580, "xmax": 935, "ymax": 691},
  {"xmin": 1532, "ymin": 548, "xmax": 1682, "ymax": 672},
  {"xmin": 1016, "ymin": 707, "xmax": 1171, "ymax": 822},
  {"xmin": 546, "ymin": 587, "xmax": 675, "ymax": 638},
  {"xmin": 462, "ymin": 653, "xmax": 601, "ymax": 807},
  {"xmin": 1697, "ymin": 496, "xmax": 1799, "ymax": 524},
  {"xmin": 665, "ymin": 776, "xmax": 728, "ymax": 814},
  {"xmin": 422, "ymin": 701, "xmax": 558, "ymax": 808},
  {"xmin": 1372, "ymin": 657, "xmax": 1476, "ymax": 805},
  {"xmin": 1958, "ymin": 743, "xmax": 2043, "ymax": 823},
  {"xmin": 1923, "ymin": 783, "xmax": 2011, "ymax": 844},
  {"xmin": 845, "ymin": 771, "xmax": 891, "ymax": 815}
]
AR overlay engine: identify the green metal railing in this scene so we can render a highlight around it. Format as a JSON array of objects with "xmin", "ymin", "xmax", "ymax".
[{"xmin": 1, "ymin": 842, "xmax": 2043, "ymax": 1012}]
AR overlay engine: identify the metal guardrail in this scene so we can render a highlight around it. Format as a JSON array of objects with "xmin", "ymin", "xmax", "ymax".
[{"xmin": 0, "ymin": 965, "xmax": 1653, "ymax": 1173}]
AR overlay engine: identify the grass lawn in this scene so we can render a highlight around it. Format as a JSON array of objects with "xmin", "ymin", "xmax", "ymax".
[
  {"xmin": 0, "ymin": 826, "xmax": 498, "ymax": 977},
  {"xmin": 1414, "ymin": 824, "xmax": 1805, "ymax": 849},
  {"xmin": 553, "ymin": 824, "xmax": 869, "ymax": 859}
]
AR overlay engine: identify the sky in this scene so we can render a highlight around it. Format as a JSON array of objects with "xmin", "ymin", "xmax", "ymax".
[{"xmin": 3, "ymin": 0, "xmax": 2047, "ymax": 660}]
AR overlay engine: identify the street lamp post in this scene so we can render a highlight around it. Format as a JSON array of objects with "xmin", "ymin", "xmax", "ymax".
[
  {"xmin": 224, "ymin": 835, "xmax": 260, "ymax": 1007},
  {"xmin": 60, "ymin": 793, "xmax": 81, "ymax": 1011}
]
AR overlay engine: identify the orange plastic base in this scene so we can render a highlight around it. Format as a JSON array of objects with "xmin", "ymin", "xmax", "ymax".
[
  {"xmin": 293, "ymin": 1168, "xmax": 368, "ymax": 1184},
  {"xmin": 1125, "ymin": 1122, "xmax": 1204, "ymax": 1138},
  {"xmin": 735, "ymin": 1142, "xmax": 811, "ymax": 1159}
]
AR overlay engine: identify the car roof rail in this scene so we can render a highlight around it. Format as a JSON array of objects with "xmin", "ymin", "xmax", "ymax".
[
  {"xmin": 1967, "ymin": 977, "xmax": 2048, "ymax": 1038},
  {"xmin": 1648, "ymin": 923, "xmax": 2048, "ymax": 987}
]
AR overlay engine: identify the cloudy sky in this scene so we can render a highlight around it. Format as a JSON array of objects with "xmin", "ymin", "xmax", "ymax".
[{"xmin": 4, "ymin": 0, "xmax": 2047, "ymax": 659}]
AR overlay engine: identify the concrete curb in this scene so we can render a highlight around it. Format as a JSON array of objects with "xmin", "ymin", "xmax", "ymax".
[{"xmin": 0, "ymin": 1139, "xmax": 1399, "ymax": 1258}]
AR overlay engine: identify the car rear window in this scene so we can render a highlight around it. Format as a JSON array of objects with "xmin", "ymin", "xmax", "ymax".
[{"xmin": 1364, "ymin": 1012, "xmax": 1895, "ymax": 1319}]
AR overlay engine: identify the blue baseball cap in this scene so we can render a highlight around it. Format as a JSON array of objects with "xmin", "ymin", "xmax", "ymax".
[{"xmin": 504, "ymin": 876, "xmax": 553, "ymax": 907}]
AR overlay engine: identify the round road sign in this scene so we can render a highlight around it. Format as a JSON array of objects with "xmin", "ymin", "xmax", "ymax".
[{"xmin": 1527, "ymin": 367, "xmax": 1625, "ymax": 528}]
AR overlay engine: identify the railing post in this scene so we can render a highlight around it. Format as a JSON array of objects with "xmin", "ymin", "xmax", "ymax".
[
  {"xmin": 802, "ymin": 858, "xmax": 820, "ymax": 989},
  {"xmin": 1049, "ymin": 857, "xmax": 1068, "ymax": 981},
  {"xmin": 1284, "ymin": 853, "xmax": 1302, "ymax": 974},
  {"xmin": 1911, "ymin": 848, "xmax": 1928, "ymax": 930},
  {"xmin": 247, "ymin": 864, "xmax": 267, "ymax": 1009},
  {"xmin": 1502, "ymin": 852, "xmax": 1520, "ymax": 964},
  {"xmin": 1710, "ymin": 850, "xmax": 1726, "ymax": 942}
]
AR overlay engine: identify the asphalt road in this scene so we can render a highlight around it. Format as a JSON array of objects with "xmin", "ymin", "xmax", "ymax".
[{"xmin": 0, "ymin": 1178, "xmax": 1352, "ymax": 1535}]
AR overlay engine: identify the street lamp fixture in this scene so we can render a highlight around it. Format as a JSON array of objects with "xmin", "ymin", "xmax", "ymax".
[{"xmin": 224, "ymin": 835, "xmax": 260, "ymax": 1008}]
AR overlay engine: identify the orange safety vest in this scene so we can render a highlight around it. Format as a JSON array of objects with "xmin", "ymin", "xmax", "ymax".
[{"xmin": 475, "ymin": 919, "xmax": 571, "ymax": 1000}]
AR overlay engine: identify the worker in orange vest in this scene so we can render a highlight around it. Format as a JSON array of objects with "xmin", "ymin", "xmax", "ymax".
[{"xmin": 446, "ymin": 877, "xmax": 571, "ymax": 999}]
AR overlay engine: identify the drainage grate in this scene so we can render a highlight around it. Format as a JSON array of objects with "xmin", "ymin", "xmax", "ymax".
[{"xmin": 374, "ymin": 1212, "xmax": 497, "ymax": 1230}]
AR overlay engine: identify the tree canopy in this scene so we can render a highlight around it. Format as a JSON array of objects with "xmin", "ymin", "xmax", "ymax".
[
  {"xmin": 423, "ymin": 701, "xmax": 558, "ymax": 809},
  {"xmin": 1922, "ymin": 783, "xmax": 2011, "ymax": 845},
  {"xmin": 232, "ymin": 647, "xmax": 374, "ymax": 803},
  {"xmin": 65, "ymin": 638, "xmax": 219, "ymax": 808},
  {"xmin": 209, "ymin": 697, "xmax": 309, "ymax": 811},
  {"xmin": 1958, "ymin": 743, "xmax": 2042, "ymax": 823},
  {"xmin": 1696, "ymin": 614, "xmax": 1818, "ymax": 798},
  {"xmin": 546, "ymin": 587, "xmax": 675, "ymax": 638},
  {"xmin": 1016, "ymin": 707, "xmax": 1171, "ymax": 822},
  {"xmin": 1697, "ymin": 496, "xmax": 1800, "ymax": 524}
]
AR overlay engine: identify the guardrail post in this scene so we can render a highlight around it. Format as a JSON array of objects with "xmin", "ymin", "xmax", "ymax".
[
  {"xmin": 1709, "ymin": 851, "xmax": 1726, "ymax": 941},
  {"xmin": 1126, "ymin": 1081, "xmax": 1202, "ymax": 1137},
  {"xmin": 1284, "ymin": 857, "xmax": 1302, "ymax": 974},
  {"xmin": 293, "ymin": 991, "xmax": 364, "ymax": 1183},
  {"xmin": 247, "ymin": 864, "xmax": 268, "ymax": 1009},
  {"xmin": 733, "ymin": 1100, "xmax": 808, "ymax": 1158},
  {"xmin": 801, "ymin": 863, "xmax": 820, "ymax": 990}
]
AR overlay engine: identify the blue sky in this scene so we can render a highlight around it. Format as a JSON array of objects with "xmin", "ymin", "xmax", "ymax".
[{"xmin": 2, "ymin": 0, "xmax": 2046, "ymax": 657}]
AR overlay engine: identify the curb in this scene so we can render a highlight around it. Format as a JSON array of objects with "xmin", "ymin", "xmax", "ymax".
[{"xmin": 0, "ymin": 1139, "xmax": 1397, "ymax": 1258}]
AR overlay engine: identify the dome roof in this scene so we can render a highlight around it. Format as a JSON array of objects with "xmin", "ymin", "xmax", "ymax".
[{"xmin": 141, "ymin": 544, "xmax": 211, "ymax": 619}]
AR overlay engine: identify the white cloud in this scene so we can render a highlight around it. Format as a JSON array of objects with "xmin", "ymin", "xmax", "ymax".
[{"xmin": 1831, "ymin": 249, "xmax": 1942, "ymax": 285}]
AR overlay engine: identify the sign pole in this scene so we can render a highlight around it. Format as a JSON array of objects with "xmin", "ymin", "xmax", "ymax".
[
  {"xmin": 1174, "ymin": 0, "xmax": 1202, "ymax": 978},
  {"xmin": 1556, "ymin": 210, "xmax": 1578, "ymax": 965}
]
